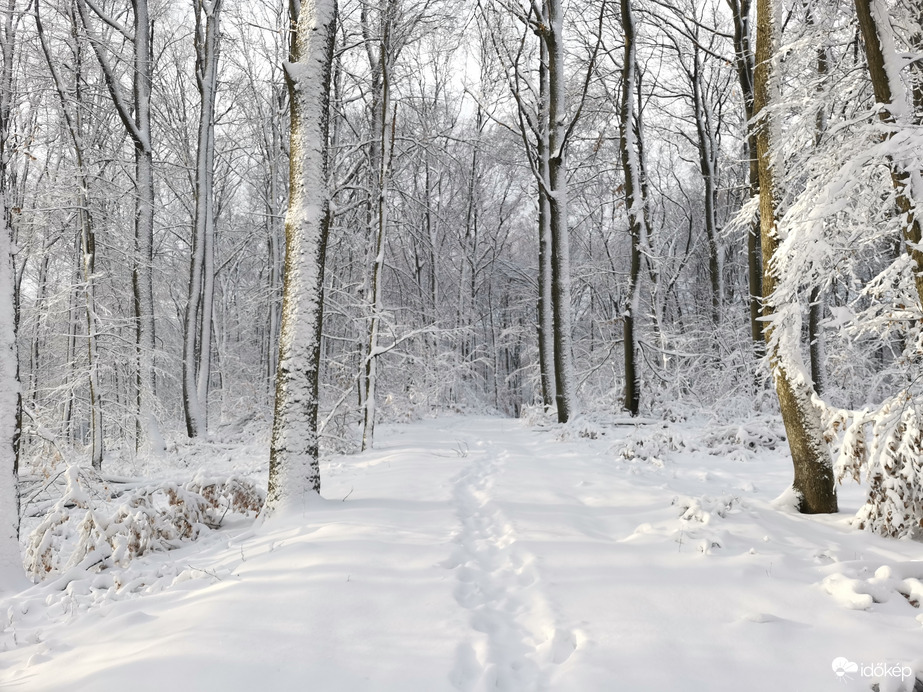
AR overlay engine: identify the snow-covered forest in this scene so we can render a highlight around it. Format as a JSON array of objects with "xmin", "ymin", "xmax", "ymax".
[{"xmin": 1, "ymin": 0, "xmax": 923, "ymax": 688}]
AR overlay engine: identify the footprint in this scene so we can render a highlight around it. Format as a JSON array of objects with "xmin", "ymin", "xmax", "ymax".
[
  {"xmin": 449, "ymin": 642, "xmax": 481, "ymax": 691},
  {"xmin": 550, "ymin": 628, "xmax": 578, "ymax": 664}
]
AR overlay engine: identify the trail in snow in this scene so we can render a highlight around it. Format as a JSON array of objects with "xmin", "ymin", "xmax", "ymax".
[
  {"xmin": 446, "ymin": 432, "xmax": 576, "ymax": 691},
  {"xmin": 0, "ymin": 416, "xmax": 921, "ymax": 692}
]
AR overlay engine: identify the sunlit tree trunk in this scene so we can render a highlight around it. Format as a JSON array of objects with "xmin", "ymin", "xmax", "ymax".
[
  {"xmin": 754, "ymin": 0, "xmax": 836, "ymax": 514},
  {"xmin": 267, "ymin": 0, "xmax": 337, "ymax": 508}
]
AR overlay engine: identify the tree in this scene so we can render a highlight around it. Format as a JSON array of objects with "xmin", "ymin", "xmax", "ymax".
[
  {"xmin": 753, "ymin": 0, "xmax": 836, "ymax": 514},
  {"xmin": 618, "ymin": 0, "xmax": 647, "ymax": 416},
  {"xmin": 853, "ymin": 0, "xmax": 923, "ymax": 309},
  {"xmin": 725, "ymin": 0, "xmax": 763, "ymax": 353},
  {"xmin": 266, "ymin": 0, "xmax": 338, "ymax": 508},
  {"xmin": 0, "ymin": 0, "xmax": 23, "ymax": 587},
  {"xmin": 76, "ymin": 0, "xmax": 163, "ymax": 454},
  {"xmin": 183, "ymin": 0, "xmax": 225, "ymax": 438},
  {"xmin": 33, "ymin": 0, "xmax": 104, "ymax": 469}
]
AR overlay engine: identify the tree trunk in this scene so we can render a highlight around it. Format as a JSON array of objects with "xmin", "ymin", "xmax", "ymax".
[
  {"xmin": 726, "ymin": 0, "xmax": 763, "ymax": 352},
  {"xmin": 184, "ymin": 0, "xmax": 223, "ymax": 438},
  {"xmin": 76, "ymin": 0, "xmax": 162, "ymax": 454},
  {"xmin": 619, "ymin": 0, "xmax": 644, "ymax": 417},
  {"xmin": 267, "ymin": 0, "xmax": 337, "ymax": 508},
  {"xmin": 133, "ymin": 0, "xmax": 160, "ymax": 454},
  {"xmin": 361, "ymin": 0, "xmax": 394, "ymax": 452},
  {"xmin": 754, "ymin": 0, "xmax": 836, "ymax": 514},
  {"xmin": 0, "ymin": 0, "xmax": 23, "ymax": 586},
  {"xmin": 537, "ymin": 38, "xmax": 555, "ymax": 411},
  {"xmin": 544, "ymin": 0, "xmax": 576, "ymax": 423},
  {"xmin": 854, "ymin": 0, "xmax": 923, "ymax": 309}
]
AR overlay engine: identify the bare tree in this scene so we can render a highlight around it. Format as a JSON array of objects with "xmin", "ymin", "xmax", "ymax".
[
  {"xmin": 34, "ymin": 0, "xmax": 104, "ymax": 468},
  {"xmin": 76, "ymin": 0, "xmax": 163, "ymax": 453},
  {"xmin": 618, "ymin": 0, "xmax": 648, "ymax": 416},
  {"xmin": 183, "ymin": 0, "xmax": 225, "ymax": 438},
  {"xmin": 0, "ymin": 0, "xmax": 23, "ymax": 584},
  {"xmin": 267, "ymin": 0, "xmax": 338, "ymax": 508}
]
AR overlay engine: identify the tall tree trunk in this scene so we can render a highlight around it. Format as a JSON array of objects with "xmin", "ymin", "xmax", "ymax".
[
  {"xmin": 689, "ymin": 44, "xmax": 722, "ymax": 327},
  {"xmin": 544, "ymin": 0, "xmax": 576, "ymax": 423},
  {"xmin": 184, "ymin": 0, "xmax": 223, "ymax": 438},
  {"xmin": 133, "ymin": 0, "xmax": 160, "ymax": 454},
  {"xmin": 854, "ymin": 0, "xmax": 923, "ymax": 309},
  {"xmin": 726, "ymin": 0, "xmax": 763, "ymax": 352},
  {"xmin": 0, "ymin": 0, "xmax": 23, "ymax": 586},
  {"xmin": 536, "ymin": 38, "xmax": 555, "ymax": 411},
  {"xmin": 808, "ymin": 7, "xmax": 828, "ymax": 395},
  {"xmin": 754, "ymin": 0, "xmax": 837, "ymax": 514},
  {"xmin": 76, "ymin": 0, "xmax": 162, "ymax": 454},
  {"xmin": 619, "ymin": 0, "xmax": 644, "ymax": 417},
  {"xmin": 267, "ymin": 0, "xmax": 337, "ymax": 508},
  {"xmin": 361, "ymin": 0, "xmax": 394, "ymax": 452}
]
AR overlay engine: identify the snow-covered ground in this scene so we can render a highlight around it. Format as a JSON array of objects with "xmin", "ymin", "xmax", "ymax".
[{"xmin": 2, "ymin": 415, "xmax": 922, "ymax": 691}]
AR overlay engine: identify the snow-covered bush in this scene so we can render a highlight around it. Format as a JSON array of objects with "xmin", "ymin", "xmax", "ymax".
[
  {"xmin": 828, "ymin": 397, "xmax": 923, "ymax": 540},
  {"xmin": 616, "ymin": 426, "xmax": 685, "ymax": 466},
  {"xmin": 25, "ymin": 468, "xmax": 264, "ymax": 579}
]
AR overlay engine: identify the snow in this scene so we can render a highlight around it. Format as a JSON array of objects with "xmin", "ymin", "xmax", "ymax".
[{"xmin": 2, "ymin": 415, "xmax": 922, "ymax": 691}]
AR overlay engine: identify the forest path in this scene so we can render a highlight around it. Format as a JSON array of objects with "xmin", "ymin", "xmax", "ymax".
[
  {"xmin": 2, "ymin": 416, "xmax": 921, "ymax": 692},
  {"xmin": 445, "ymin": 422, "xmax": 577, "ymax": 691}
]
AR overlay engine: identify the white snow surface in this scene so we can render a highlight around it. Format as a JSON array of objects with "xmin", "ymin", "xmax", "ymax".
[{"xmin": 2, "ymin": 415, "xmax": 922, "ymax": 691}]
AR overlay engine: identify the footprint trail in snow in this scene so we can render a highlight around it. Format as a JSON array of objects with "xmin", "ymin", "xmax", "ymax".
[{"xmin": 445, "ymin": 435, "xmax": 577, "ymax": 691}]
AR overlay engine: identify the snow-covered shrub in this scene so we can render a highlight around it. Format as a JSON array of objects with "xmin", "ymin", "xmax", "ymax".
[
  {"xmin": 616, "ymin": 426, "xmax": 684, "ymax": 466},
  {"xmin": 556, "ymin": 416, "xmax": 605, "ymax": 441},
  {"xmin": 694, "ymin": 417, "xmax": 786, "ymax": 455},
  {"xmin": 829, "ymin": 398, "xmax": 923, "ymax": 540},
  {"xmin": 25, "ymin": 469, "xmax": 265, "ymax": 579}
]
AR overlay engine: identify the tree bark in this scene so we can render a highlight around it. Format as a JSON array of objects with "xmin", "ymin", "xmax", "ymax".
[
  {"xmin": 0, "ymin": 0, "xmax": 23, "ymax": 585},
  {"xmin": 76, "ymin": 0, "xmax": 162, "ymax": 454},
  {"xmin": 537, "ymin": 37, "xmax": 556, "ymax": 411},
  {"xmin": 854, "ymin": 0, "xmax": 923, "ymax": 309},
  {"xmin": 726, "ymin": 0, "xmax": 764, "ymax": 352},
  {"xmin": 267, "ymin": 0, "xmax": 337, "ymax": 508},
  {"xmin": 544, "ymin": 0, "xmax": 576, "ymax": 423},
  {"xmin": 754, "ymin": 0, "xmax": 836, "ymax": 514},
  {"xmin": 184, "ymin": 0, "xmax": 223, "ymax": 438},
  {"xmin": 619, "ymin": 0, "xmax": 644, "ymax": 417}
]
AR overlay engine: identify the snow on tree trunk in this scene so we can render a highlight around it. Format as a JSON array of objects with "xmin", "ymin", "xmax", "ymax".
[
  {"xmin": 537, "ymin": 38, "xmax": 555, "ymax": 411},
  {"xmin": 267, "ymin": 0, "xmax": 337, "ymax": 509},
  {"xmin": 854, "ymin": 0, "xmax": 923, "ymax": 310},
  {"xmin": 76, "ymin": 0, "xmax": 163, "ymax": 454},
  {"xmin": 0, "ymin": 0, "xmax": 24, "ymax": 588},
  {"xmin": 754, "ymin": 0, "xmax": 836, "ymax": 514},
  {"xmin": 726, "ymin": 0, "xmax": 763, "ymax": 353},
  {"xmin": 132, "ymin": 0, "xmax": 162, "ymax": 455},
  {"xmin": 545, "ymin": 0, "xmax": 576, "ymax": 424},
  {"xmin": 361, "ymin": 1, "xmax": 394, "ymax": 452},
  {"xmin": 184, "ymin": 0, "xmax": 223, "ymax": 438},
  {"xmin": 619, "ymin": 0, "xmax": 644, "ymax": 417}
]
